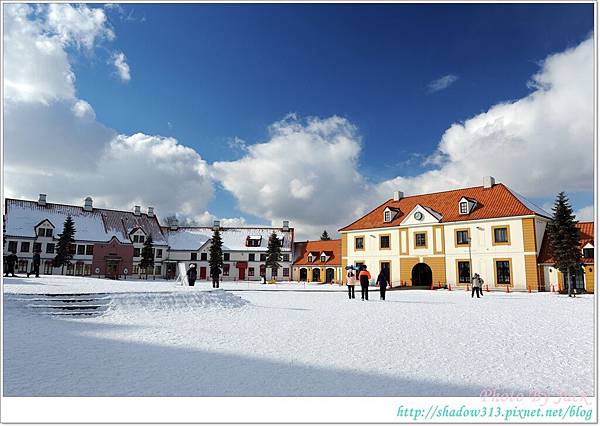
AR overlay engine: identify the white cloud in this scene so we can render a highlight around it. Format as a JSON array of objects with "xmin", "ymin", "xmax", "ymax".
[
  {"xmin": 212, "ymin": 115, "xmax": 369, "ymax": 238},
  {"xmin": 378, "ymin": 37, "xmax": 593, "ymax": 201},
  {"xmin": 112, "ymin": 51, "xmax": 131, "ymax": 82},
  {"xmin": 427, "ymin": 74, "xmax": 459, "ymax": 92},
  {"xmin": 71, "ymin": 99, "xmax": 96, "ymax": 120},
  {"xmin": 575, "ymin": 205, "xmax": 594, "ymax": 222}
]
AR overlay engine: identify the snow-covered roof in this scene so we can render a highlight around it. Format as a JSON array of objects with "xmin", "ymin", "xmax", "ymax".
[
  {"xmin": 4, "ymin": 199, "xmax": 167, "ymax": 245},
  {"xmin": 163, "ymin": 227, "xmax": 292, "ymax": 252}
]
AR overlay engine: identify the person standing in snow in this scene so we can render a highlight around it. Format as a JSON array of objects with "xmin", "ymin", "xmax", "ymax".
[
  {"xmin": 346, "ymin": 270, "xmax": 356, "ymax": 299},
  {"xmin": 471, "ymin": 273, "xmax": 483, "ymax": 298},
  {"xmin": 211, "ymin": 265, "xmax": 222, "ymax": 288},
  {"xmin": 377, "ymin": 266, "xmax": 390, "ymax": 300},
  {"xmin": 27, "ymin": 249, "xmax": 41, "ymax": 278},
  {"xmin": 187, "ymin": 264, "xmax": 197, "ymax": 287},
  {"xmin": 4, "ymin": 250, "xmax": 18, "ymax": 277},
  {"xmin": 358, "ymin": 265, "xmax": 371, "ymax": 301}
]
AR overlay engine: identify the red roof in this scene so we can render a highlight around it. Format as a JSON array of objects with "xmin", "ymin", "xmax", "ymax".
[
  {"xmin": 293, "ymin": 239, "xmax": 341, "ymax": 266},
  {"xmin": 339, "ymin": 183, "xmax": 550, "ymax": 232},
  {"xmin": 538, "ymin": 222, "xmax": 595, "ymax": 264}
]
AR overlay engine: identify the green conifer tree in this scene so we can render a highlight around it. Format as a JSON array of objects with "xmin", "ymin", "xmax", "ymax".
[
  {"xmin": 139, "ymin": 235, "xmax": 155, "ymax": 279},
  {"xmin": 53, "ymin": 215, "xmax": 76, "ymax": 274},
  {"xmin": 265, "ymin": 232, "xmax": 282, "ymax": 278},
  {"xmin": 320, "ymin": 230, "xmax": 331, "ymax": 240},
  {"xmin": 209, "ymin": 227, "xmax": 224, "ymax": 270}
]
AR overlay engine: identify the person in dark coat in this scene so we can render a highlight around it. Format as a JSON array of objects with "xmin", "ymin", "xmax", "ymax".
[
  {"xmin": 4, "ymin": 250, "xmax": 18, "ymax": 277},
  {"xmin": 377, "ymin": 267, "xmax": 390, "ymax": 300},
  {"xmin": 27, "ymin": 250, "xmax": 41, "ymax": 278},
  {"xmin": 187, "ymin": 264, "xmax": 197, "ymax": 287},
  {"xmin": 358, "ymin": 265, "xmax": 371, "ymax": 301},
  {"xmin": 211, "ymin": 265, "xmax": 222, "ymax": 288}
]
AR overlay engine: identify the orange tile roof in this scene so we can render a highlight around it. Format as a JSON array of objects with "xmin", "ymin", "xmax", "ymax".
[
  {"xmin": 339, "ymin": 183, "xmax": 550, "ymax": 232},
  {"xmin": 293, "ymin": 239, "xmax": 341, "ymax": 266},
  {"xmin": 538, "ymin": 221, "xmax": 595, "ymax": 264}
]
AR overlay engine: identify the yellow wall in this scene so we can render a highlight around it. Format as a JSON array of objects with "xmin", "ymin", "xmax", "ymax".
[
  {"xmin": 341, "ymin": 233, "xmax": 348, "ymax": 283},
  {"xmin": 425, "ymin": 256, "xmax": 447, "ymax": 285},
  {"xmin": 524, "ymin": 254, "xmax": 539, "ymax": 291},
  {"xmin": 585, "ymin": 265, "xmax": 594, "ymax": 293},
  {"xmin": 522, "ymin": 218, "xmax": 537, "ymax": 252},
  {"xmin": 399, "ymin": 257, "xmax": 419, "ymax": 285}
]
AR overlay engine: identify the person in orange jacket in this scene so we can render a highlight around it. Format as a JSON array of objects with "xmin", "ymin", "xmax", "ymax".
[{"xmin": 358, "ymin": 265, "xmax": 371, "ymax": 301}]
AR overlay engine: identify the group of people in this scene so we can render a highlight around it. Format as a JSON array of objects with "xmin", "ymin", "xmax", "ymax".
[
  {"xmin": 186, "ymin": 264, "xmax": 222, "ymax": 288},
  {"xmin": 346, "ymin": 265, "xmax": 390, "ymax": 301},
  {"xmin": 3, "ymin": 249, "xmax": 41, "ymax": 278}
]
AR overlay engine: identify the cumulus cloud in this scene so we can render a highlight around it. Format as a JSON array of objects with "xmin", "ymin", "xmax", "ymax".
[
  {"xmin": 212, "ymin": 115, "xmax": 369, "ymax": 238},
  {"xmin": 575, "ymin": 205, "xmax": 594, "ymax": 222},
  {"xmin": 378, "ymin": 37, "xmax": 593, "ymax": 201},
  {"xmin": 427, "ymin": 74, "xmax": 459, "ymax": 92},
  {"xmin": 112, "ymin": 51, "xmax": 131, "ymax": 82}
]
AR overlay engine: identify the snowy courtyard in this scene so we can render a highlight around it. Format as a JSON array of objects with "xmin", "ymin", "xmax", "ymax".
[{"xmin": 3, "ymin": 276, "xmax": 594, "ymax": 397}]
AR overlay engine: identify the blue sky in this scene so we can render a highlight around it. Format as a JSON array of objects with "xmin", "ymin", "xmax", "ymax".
[{"xmin": 4, "ymin": 3, "xmax": 594, "ymax": 237}]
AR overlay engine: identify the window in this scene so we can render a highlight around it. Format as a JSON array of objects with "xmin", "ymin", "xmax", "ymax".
[
  {"xmin": 154, "ymin": 265, "xmax": 162, "ymax": 276},
  {"xmin": 37, "ymin": 228, "xmax": 45, "ymax": 237},
  {"xmin": 18, "ymin": 260, "xmax": 28, "ymax": 273},
  {"xmin": 44, "ymin": 261, "xmax": 53, "ymax": 275},
  {"xmin": 384, "ymin": 210, "xmax": 392, "ymax": 222},
  {"xmin": 223, "ymin": 264, "xmax": 230, "ymax": 276},
  {"xmin": 156, "ymin": 249, "xmax": 163, "ymax": 259},
  {"xmin": 8, "ymin": 241, "xmax": 17, "ymax": 252},
  {"xmin": 493, "ymin": 226, "xmax": 509, "ymax": 244},
  {"xmin": 75, "ymin": 262, "xmax": 84, "ymax": 276},
  {"xmin": 308, "ymin": 254, "xmax": 315, "ymax": 263},
  {"xmin": 134, "ymin": 248, "xmax": 141, "ymax": 257},
  {"xmin": 45, "ymin": 228, "xmax": 53, "ymax": 237},
  {"xmin": 46, "ymin": 243, "xmax": 55, "ymax": 254},
  {"xmin": 68, "ymin": 244, "xmax": 76, "ymax": 255},
  {"xmin": 139, "ymin": 236, "xmax": 145, "ymax": 243},
  {"xmin": 84, "ymin": 264, "xmax": 91, "ymax": 276},
  {"xmin": 224, "ymin": 253, "xmax": 230, "ymax": 261},
  {"xmin": 282, "ymin": 254, "xmax": 290, "ymax": 262},
  {"xmin": 200, "ymin": 252, "xmax": 207, "ymax": 261},
  {"xmin": 191, "ymin": 252, "xmax": 197, "ymax": 260},
  {"xmin": 132, "ymin": 235, "xmax": 138, "ymax": 243},
  {"xmin": 66, "ymin": 263, "xmax": 74, "ymax": 276},
  {"xmin": 320, "ymin": 254, "xmax": 327, "ymax": 262},
  {"xmin": 495, "ymin": 260, "xmax": 511, "ymax": 285},
  {"xmin": 456, "ymin": 230, "xmax": 470, "ymax": 245},
  {"xmin": 248, "ymin": 267, "xmax": 255, "ymax": 276},
  {"xmin": 583, "ymin": 248, "xmax": 594, "ymax": 258},
  {"xmin": 249, "ymin": 253, "xmax": 255, "ymax": 262},
  {"xmin": 355, "ymin": 236, "xmax": 364, "ymax": 250},
  {"xmin": 457, "ymin": 261, "xmax": 471, "ymax": 284},
  {"xmin": 283, "ymin": 268, "xmax": 290, "ymax": 277},
  {"xmin": 33, "ymin": 242, "xmax": 42, "ymax": 253},
  {"xmin": 259, "ymin": 264, "xmax": 266, "ymax": 276},
  {"xmin": 415, "ymin": 232, "xmax": 427, "ymax": 248},
  {"xmin": 272, "ymin": 268, "xmax": 278, "ymax": 277},
  {"xmin": 86, "ymin": 245, "xmax": 94, "ymax": 255},
  {"xmin": 246, "ymin": 237, "xmax": 261, "ymax": 247},
  {"xmin": 459, "ymin": 202, "xmax": 468, "ymax": 214},
  {"xmin": 380, "ymin": 235, "xmax": 390, "ymax": 249},
  {"xmin": 260, "ymin": 253, "xmax": 267, "ymax": 262},
  {"xmin": 77, "ymin": 245, "xmax": 85, "ymax": 255},
  {"xmin": 20, "ymin": 242, "xmax": 30, "ymax": 252}
]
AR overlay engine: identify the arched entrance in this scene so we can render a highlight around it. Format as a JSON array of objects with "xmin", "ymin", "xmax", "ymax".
[
  {"xmin": 411, "ymin": 263, "xmax": 432, "ymax": 286},
  {"xmin": 325, "ymin": 268, "xmax": 335, "ymax": 283},
  {"xmin": 299, "ymin": 268, "xmax": 307, "ymax": 281},
  {"xmin": 312, "ymin": 268, "xmax": 321, "ymax": 282}
]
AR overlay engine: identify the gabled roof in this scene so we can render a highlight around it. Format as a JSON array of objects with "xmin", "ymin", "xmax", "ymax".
[
  {"xmin": 538, "ymin": 222, "xmax": 595, "ymax": 264},
  {"xmin": 163, "ymin": 227, "xmax": 293, "ymax": 252},
  {"xmin": 339, "ymin": 183, "xmax": 551, "ymax": 232},
  {"xmin": 293, "ymin": 239, "xmax": 341, "ymax": 266},
  {"xmin": 4, "ymin": 198, "xmax": 167, "ymax": 245}
]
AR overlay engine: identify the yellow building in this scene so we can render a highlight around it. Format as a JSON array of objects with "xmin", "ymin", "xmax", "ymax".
[
  {"xmin": 339, "ymin": 177, "xmax": 553, "ymax": 291},
  {"xmin": 292, "ymin": 239, "xmax": 343, "ymax": 283}
]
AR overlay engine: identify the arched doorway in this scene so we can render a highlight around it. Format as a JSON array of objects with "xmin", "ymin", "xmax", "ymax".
[
  {"xmin": 325, "ymin": 268, "xmax": 335, "ymax": 283},
  {"xmin": 312, "ymin": 268, "xmax": 321, "ymax": 282},
  {"xmin": 299, "ymin": 268, "xmax": 307, "ymax": 281},
  {"xmin": 411, "ymin": 263, "xmax": 432, "ymax": 286}
]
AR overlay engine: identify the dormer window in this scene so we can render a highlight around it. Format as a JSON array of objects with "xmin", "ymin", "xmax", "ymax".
[
  {"xmin": 35, "ymin": 220, "xmax": 55, "ymax": 238},
  {"xmin": 459, "ymin": 202, "xmax": 468, "ymax": 214},
  {"xmin": 458, "ymin": 197, "xmax": 477, "ymax": 215},
  {"xmin": 383, "ymin": 207, "xmax": 399, "ymax": 223},
  {"xmin": 308, "ymin": 253, "xmax": 315, "ymax": 263},
  {"xmin": 246, "ymin": 236, "xmax": 262, "ymax": 247},
  {"xmin": 320, "ymin": 254, "xmax": 327, "ymax": 262}
]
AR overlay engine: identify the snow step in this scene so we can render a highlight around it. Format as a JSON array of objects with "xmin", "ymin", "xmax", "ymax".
[
  {"xmin": 27, "ymin": 304, "xmax": 109, "ymax": 310},
  {"xmin": 37, "ymin": 311, "xmax": 106, "ymax": 316}
]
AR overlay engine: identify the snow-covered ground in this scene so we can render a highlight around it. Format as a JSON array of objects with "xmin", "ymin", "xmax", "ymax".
[{"xmin": 3, "ymin": 276, "xmax": 594, "ymax": 397}]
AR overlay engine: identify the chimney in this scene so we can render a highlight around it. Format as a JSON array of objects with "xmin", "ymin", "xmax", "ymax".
[
  {"xmin": 483, "ymin": 176, "xmax": 496, "ymax": 189},
  {"xmin": 282, "ymin": 220, "xmax": 289, "ymax": 231},
  {"xmin": 393, "ymin": 191, "xmax": 404, "ymax": 201},
  {"xmin": 147, "ymin": 207, "xmax": 154, "ymax": 217},
  {"xmin": 213, "ymin": 220, "xmax": 220, "ymax": 231},
  {"xmin": 38, "ymin": 194, "xmax": 47, "ymax": 206},
  {"xmin": 134, "ymin": 205, "xmax": 141, "ymax": 216},
  {"xmin": 83, "ymin": 196, "xmax": 93, "ymax": 212},
  {"xmin": 170, "ymin": 218, "xmax": 179, "ymax": 231}
]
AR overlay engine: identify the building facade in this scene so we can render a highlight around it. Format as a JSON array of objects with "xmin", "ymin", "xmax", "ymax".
[
  {"xmin": 538, "ymin": 221, "xmax": 594, "ymax": 293},
  {"xmin": 292, "ymin": 239, "xmax": 342, "ymax": 283},
  {"xmin": 339, "ymin": 177, "xmax": 556, "ymax": 291},
  {"xmin": 3, "ymin": 195, "xmax": 294, "ymax": 281}
]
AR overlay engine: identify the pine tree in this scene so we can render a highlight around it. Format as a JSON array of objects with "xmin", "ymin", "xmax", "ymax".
[
  {"xmin": 546, "ymin": 192, "xmax": 582, "ymax": 297},
  {"xmin": 320, "ymin": 230, "xmax": 331, "ymax": 240},
  {"xmin": 265, "ymin": 232, "xmax": 282, "ymax": 277},
  {"xmin": 139, "ymin": 235, "xmax": 154, "ymax": 279},
  {"xmin": 209, "ymin": 227, "xmax": 224, "ymax": 270},
  {"xmin": 53, "ymin": 215, "xmax": 76, "ymax": 274}
]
